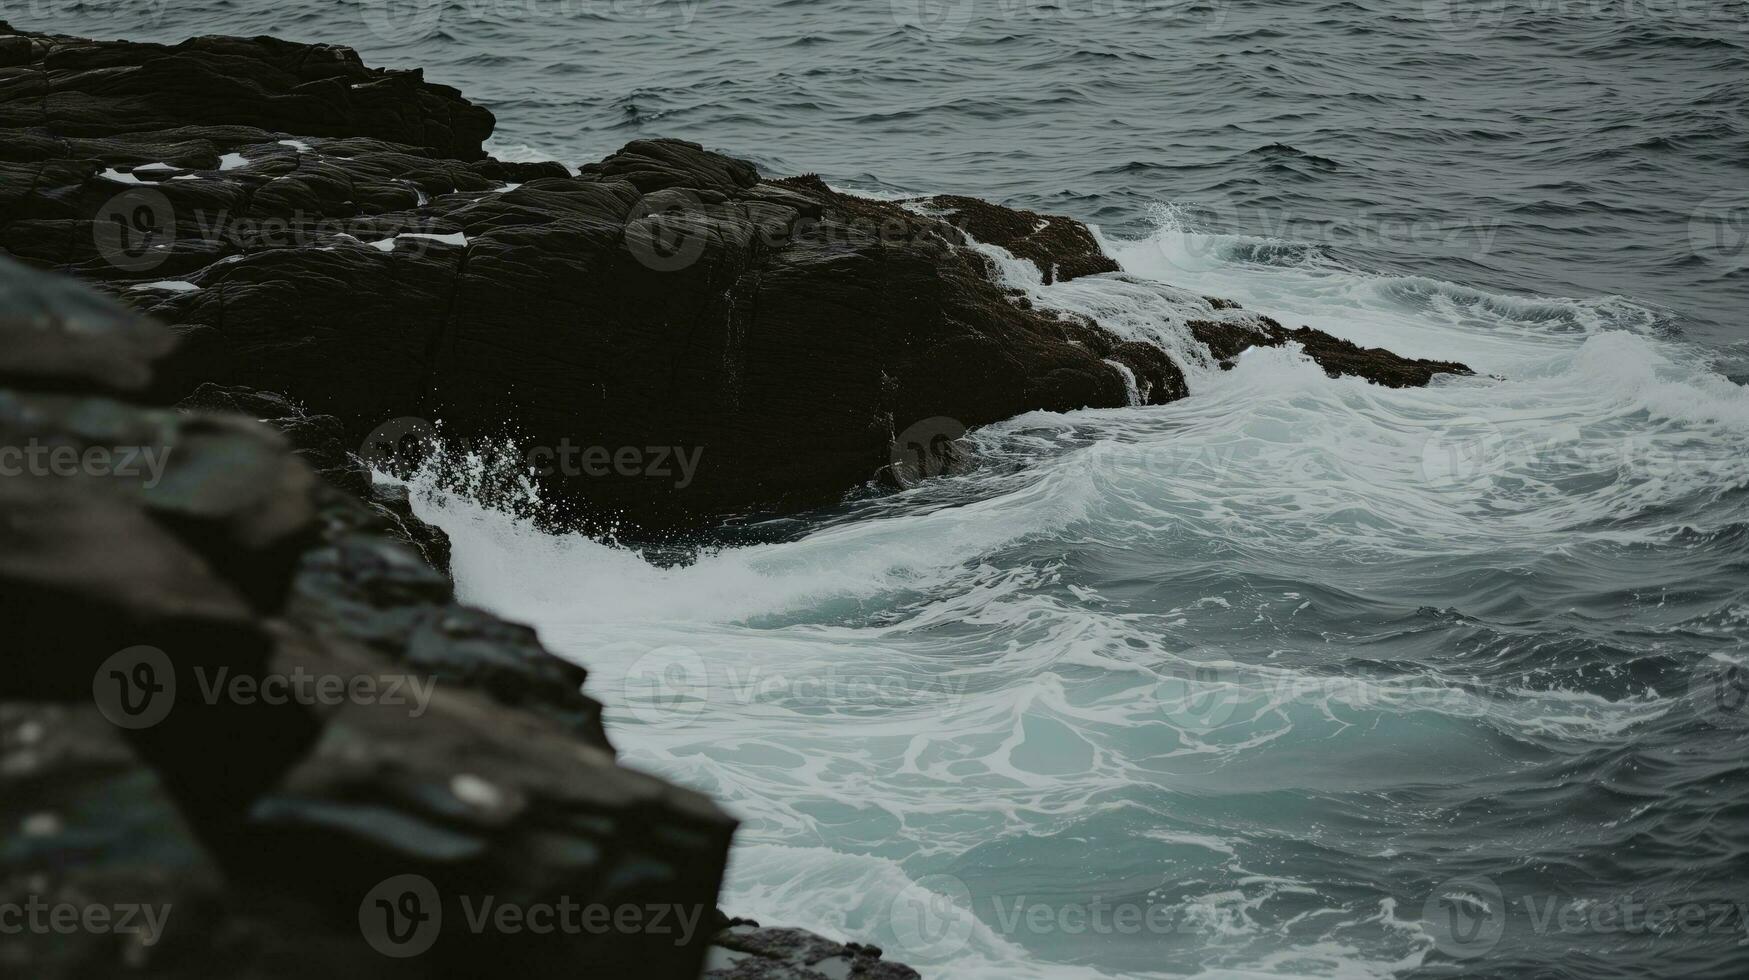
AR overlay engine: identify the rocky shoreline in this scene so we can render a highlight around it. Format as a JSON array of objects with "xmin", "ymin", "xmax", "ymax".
[
  {"xmin": 0, "ymin": 21, "xmax": 1471, "ymax": 979},
  {"xmin": 2, "ymin": 22, "xmax": 1468, "ymax": 535}
]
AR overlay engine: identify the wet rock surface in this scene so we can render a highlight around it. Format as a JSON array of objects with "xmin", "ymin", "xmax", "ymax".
[
  {"xmin": 0, "ymin": 26, "xmax": 493, "ymax": 159},
  {"xmin": 705, "ymin": 923, "xmax": 923, "ymax": 980},
  {"xmin": 1, "ymin": 21, "xmax": 1469, "ymax": 535},
  {"xmin": 1188, "ymin": 315, "xmax": 1474, "ymax": 387},
  {"xmin": 0, "ymin": 256, "xmax": 746, "ymax": 978},
  {"xmin": 922, "ymin": 192, "xmax": 1120, "ymax": 284},
  {"xmin": 176, "ymin": 382, "xmax": 454, "ymax": 573}
]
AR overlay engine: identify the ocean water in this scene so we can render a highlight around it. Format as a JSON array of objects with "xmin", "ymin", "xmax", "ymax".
[{"xmin": 27, "ymin": 2, "xmax": 1749, "ymax": 977}]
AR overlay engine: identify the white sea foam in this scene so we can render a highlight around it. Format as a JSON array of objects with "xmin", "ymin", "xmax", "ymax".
[
  {"xmin": 363, "ymin": 231, "xmax": 469, "ymax": 251},
  {"xmin": 483, "ymin": 137, "xmax": 580, "ymax": 175}
]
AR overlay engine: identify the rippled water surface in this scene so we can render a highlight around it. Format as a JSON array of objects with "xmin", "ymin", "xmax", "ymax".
[{"xmin": 28, "ymin": 2, "xmax": 1749, "ymax": 977}]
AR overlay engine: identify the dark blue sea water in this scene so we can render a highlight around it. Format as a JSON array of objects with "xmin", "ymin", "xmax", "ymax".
[{"xmin": 21, "ymin": 3, "xmax": 1749, "ymax": 978}]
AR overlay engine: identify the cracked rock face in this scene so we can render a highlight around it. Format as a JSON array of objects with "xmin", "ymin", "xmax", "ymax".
[
  {"xmin": 0, "ymin": 22, "xmax": 1467, "ymax": 534},
  {"xmin": 0, "ymin": 256, "xmax": 740, "ymax": 978}
]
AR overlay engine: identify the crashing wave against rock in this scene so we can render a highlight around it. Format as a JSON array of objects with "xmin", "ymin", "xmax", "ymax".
[
  {"xmin": 0, "ymin": 22, "xmax": 1472, "ymax": 975},
  {"xmin": 0, "ymin": 232, "xmax": 923, "ymax": 980}
]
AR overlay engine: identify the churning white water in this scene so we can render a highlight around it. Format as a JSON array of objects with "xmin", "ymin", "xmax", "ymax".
[{"xmin": 404, "ymin": 209, "xmax": 1749, "ymax": 980}]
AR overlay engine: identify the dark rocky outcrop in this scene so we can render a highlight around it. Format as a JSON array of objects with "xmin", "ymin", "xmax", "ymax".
[
  {"xmin": 705, "ymin": 922, "xmax": 922, "ymax": 979},
  {"xmin": 922, "ymin": 193, "xmax": 1120, "ymax": 284},
  {"xmin": 0, "ymin": 256, "xmax": 784, "ymax": 978},
  {"xmin": 1188, "ymin": 315, "xmax": 1473, "ymax": 388},
  {"xmin": 177, "ymin": 382, "xmax": 454, "ymax": 573},
  {"xmin": 0, "ymin": 27, "xmax": 493, "ymax": 159},
  {"xmin": 0, "ymin": 21, "xmax": 1469, "ymax": 535}
]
